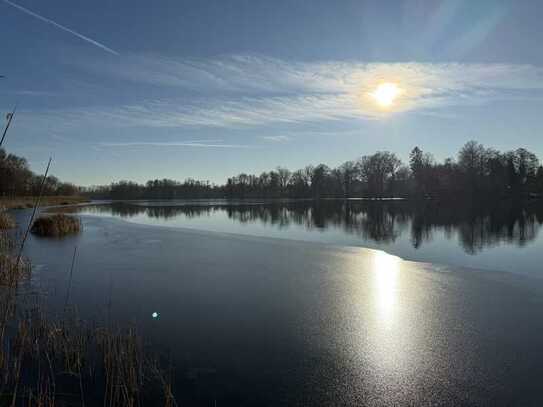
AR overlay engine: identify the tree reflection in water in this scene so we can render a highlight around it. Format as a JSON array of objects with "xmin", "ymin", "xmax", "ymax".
[{"xmin": 67, "ymin": 200, "xmax": 543, "ymax": 254}]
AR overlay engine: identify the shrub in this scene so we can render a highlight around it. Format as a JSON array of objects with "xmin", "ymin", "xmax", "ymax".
[{"xmin": 31, "ymin": 214, "xmax": 81, "ymax": 237}]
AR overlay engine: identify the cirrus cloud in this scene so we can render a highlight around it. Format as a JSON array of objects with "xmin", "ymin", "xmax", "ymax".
[{"xmin": 21, "ymin": 56, "xmax": 543, "ymax": 131}]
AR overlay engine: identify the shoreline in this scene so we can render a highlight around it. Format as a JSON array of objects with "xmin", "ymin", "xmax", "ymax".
[{"xmin": 0, "ymin": 196, "xmax": 89, "ymax": 210}]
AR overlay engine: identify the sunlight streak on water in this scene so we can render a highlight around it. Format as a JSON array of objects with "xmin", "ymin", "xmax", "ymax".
[{"xmin": 373, "ymin": 251, "xmax": 400, "ymax": 327}]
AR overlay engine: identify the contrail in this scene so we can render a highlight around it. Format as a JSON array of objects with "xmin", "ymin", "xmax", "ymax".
[{"xmin": 3, "ymin": 0, "xmax": 119, "ymax": 55}]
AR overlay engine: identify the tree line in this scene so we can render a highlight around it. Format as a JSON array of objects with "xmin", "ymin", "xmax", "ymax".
[
  {"xmin": 0, "ymin": 148, "xmax": 78, "ymax": 197},
  {"xmin": 87, "ymin": 178, "xmax": 224, "ymax": 200},
  {"xmin": 3, "ymin": 141, "xmax": 542, "ymax": 200},
  {"xmin": 86, "ymin": 141, "xmax": 543, "ymax": 201}
]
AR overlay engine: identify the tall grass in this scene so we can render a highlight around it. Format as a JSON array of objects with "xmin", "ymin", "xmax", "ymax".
[
  {"xmin": 0, "ymin": 303, "xmax": 176, "ymax": 406},
  {"xmin": 0, "ymin": 234, "xmax": 177, "ymax": 405},
  {"xmin": 0, "ymin": 253, "xmax": 30, "ymax": 286},
  {"xmin": 0, "ymin": 212, "xmax": 15, "ymax": 230}
]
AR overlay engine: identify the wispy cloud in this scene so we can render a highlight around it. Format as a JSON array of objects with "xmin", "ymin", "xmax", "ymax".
[
  {"xmin": 98, "ymin": 140, "xmax": 258, "ymax": 149},
  {"xmin": 83, "ymin": 54, "xmax": 543, "ymax": 96},
  {"xmin": 1, "ymin": 89, "xmax": 56, "ymax": 97},
  {"xmin": 260, "ymin": 135, "xmax": 290, "ymax": 142},
  {"xmin": 31, "ymin": 56, "xmax": 543, "ymax": 131},
  {"xmin": 77, "ymin": 94, "xmax": 365, "ymax": 127},
  {"xmin": 50, "ymin": 133, "xmax": 72, "ymax": 143},
  {"xmin": 3, "ymin": 0, "xmax": 119, "ymax": 55}
]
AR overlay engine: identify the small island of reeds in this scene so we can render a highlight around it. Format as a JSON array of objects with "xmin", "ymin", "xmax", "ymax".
[{"xmin": 31, "ymin": 214, "xmax": 81, "ymax": 237}]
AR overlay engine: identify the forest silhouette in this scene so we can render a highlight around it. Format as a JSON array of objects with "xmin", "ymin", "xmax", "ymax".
[
  {"xmin": 2, "ymin": 141, "xmax": 542, "ymax": 201},
  {"xmin": 84, "ymin": 141, "xmax": 543, "ymax": 201}
]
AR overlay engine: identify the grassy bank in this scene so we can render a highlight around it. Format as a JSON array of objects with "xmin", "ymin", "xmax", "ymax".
[{"xmin": 0, "ymin": 196, "xmax": 89, "ymax": 210}]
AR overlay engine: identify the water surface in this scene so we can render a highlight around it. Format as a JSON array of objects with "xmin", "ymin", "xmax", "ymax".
[
  {"xmin": 63, "ymin": 199, "xmax": 543, "ymax": 276},
  {"xmin": 11, "ymin": 201, "xmax": 543, "ymax": 405}
]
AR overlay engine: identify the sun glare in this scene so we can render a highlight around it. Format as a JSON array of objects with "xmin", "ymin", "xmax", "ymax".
[
  {"xmin": 373, "ymin": 250, "xmax": 400, "ymax": 324},
  {"xmin": 371, "ymin": 83, "xmax": 402, "ymax": 108}
]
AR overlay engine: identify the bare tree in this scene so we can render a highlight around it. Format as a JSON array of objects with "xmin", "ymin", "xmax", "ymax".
[
  {"xmin": 276, "ymin": 167, "xmax": 291, "ymax": 197},
  {"xmin": 357, "ymin": 151, "xmax": 402, "ymax": 197}
]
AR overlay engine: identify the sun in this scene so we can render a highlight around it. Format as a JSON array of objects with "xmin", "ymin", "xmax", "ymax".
[{"xmin": 371, "ymin": 83, "xmax": 402, "ymax": 108}]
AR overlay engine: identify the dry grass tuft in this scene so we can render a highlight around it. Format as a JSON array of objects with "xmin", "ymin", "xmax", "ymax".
[
  {"xmin": 0, "ymin": 231, "xmax": 14, "ymax": 252},
  {"xmin": 0, "ymin": 254, "xmax": 31, "ymax": 286},
  {"xmin": 31, "ymin": 214, "xmax": 81, "ymax": 237},
  {"xmin": 0, "ymin": 212, "xmax": 15, "ymax": 230}
]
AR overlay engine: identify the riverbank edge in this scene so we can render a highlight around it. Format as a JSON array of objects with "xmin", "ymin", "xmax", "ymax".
[{"xmin": 0, "ymin": 196, "xmax": 89, "ymax": 209}]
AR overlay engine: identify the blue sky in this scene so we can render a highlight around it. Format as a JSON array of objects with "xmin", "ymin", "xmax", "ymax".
[{"xmin": 1, "ymin": 0, "xmax": 543, "ymax": 185}]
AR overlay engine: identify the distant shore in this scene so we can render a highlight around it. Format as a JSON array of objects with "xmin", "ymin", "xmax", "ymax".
[{"xmin": 0, "ymin": 195, "xmax": 89, "ymax": 209}]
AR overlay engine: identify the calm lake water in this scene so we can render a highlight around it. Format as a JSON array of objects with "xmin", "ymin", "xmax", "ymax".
[
  {"xmin": 64, "ymin": 199, "xmax": 543, "ymax": 276},
  {"xmin": 13, "ymin": 200, "xmax": 543, "ymax": 405}
]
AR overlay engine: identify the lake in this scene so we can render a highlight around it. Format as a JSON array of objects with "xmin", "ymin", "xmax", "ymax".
[
  {"xmin": 61, "ymin": 199, "xmax": 543, "ymax": 276},
  {"xmin": 13, "ymin": 199, "xmax": 543, "ymax": 405}
]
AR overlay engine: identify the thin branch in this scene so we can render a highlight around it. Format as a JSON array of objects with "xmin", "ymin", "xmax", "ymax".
[
  {"xmin": 0, "ymin": 105, "xmax": 17, "ymax": 147},
  {"xmin": 64, "ymin": 246, "xmax": 78, "ymax": 309},
  {"xmin": 16, "ymin": 157, "xmax": 52, "ymax": 269}
]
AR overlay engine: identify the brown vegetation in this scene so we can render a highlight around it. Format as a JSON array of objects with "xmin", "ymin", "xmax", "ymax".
[
  {"xmin": 0, "ymin": 211, "xmax": 15, "ymax": 229},
  {"xmin": 0, "ymin": 308, "xmax": 176, "ymax": 406},
  {"xmin": 0, "ymin": 195, "xmax": 89, "ymax": 210},
  {"xmin": 31, "ymin": 214, "xmax": 81, "ymax": 237},
  {"xmin": 0, "ymin": 254, "xmax": 31, "ymax": 285}
]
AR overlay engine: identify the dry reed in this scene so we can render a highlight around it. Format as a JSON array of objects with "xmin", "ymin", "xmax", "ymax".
[
  {"xmin": 0, "ymin": 212, "xmax": 15, "ymax": 230},
  {"xmin": 0, "ymin": 235, "xmax": 177, "ymax": 406},
  {"xmin": 31, "ymin": 214, "xmax": 81, "ymax": 237}
]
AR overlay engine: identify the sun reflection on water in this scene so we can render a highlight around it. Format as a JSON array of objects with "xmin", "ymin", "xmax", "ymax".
[{"xmin": 373, "ymin": 251, "xmax": 400, "ymax": 326}]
